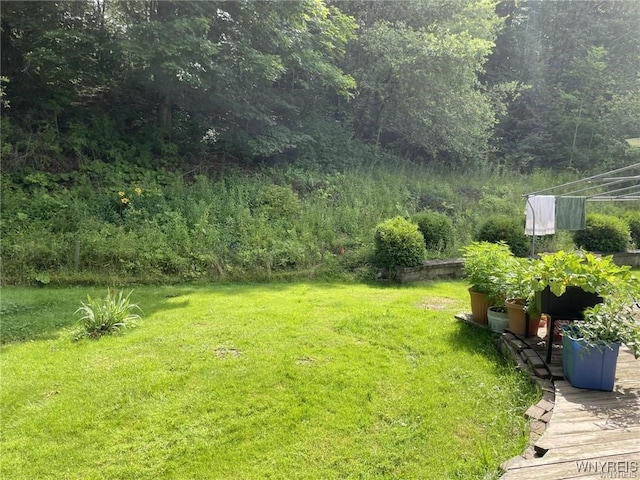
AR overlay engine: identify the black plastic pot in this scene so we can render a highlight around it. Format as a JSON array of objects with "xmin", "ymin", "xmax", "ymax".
[{"xmin": 538, "ymin": 285, "xmax": 602, "ymax": 319}]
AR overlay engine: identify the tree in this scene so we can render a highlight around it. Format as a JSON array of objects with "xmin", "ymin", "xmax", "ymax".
[
  {"xmin": 487, "ymin": 0, "xmax": 640, "ymax": 171},
  {"xmin": 339, "ymin": 0, "xmax": 502, "ymax": 165},
  {"xmin": 1, "ymin": 0, "xmax": 357, "ymax": 167}
]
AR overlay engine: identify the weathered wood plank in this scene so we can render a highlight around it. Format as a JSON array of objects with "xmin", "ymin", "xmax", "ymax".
[
  {"xmin": 542, "ymin": 419, "xmax": 636, "ymax": 435},
  {"xmin": 552, "ymin": 398, "xmax": 640, "ymax": 410},
  {"xmin": 501, "ymin": 346, "xmax": 640, "ymax": 479},
  {"xmin": 535, "ymin": 426, "xmax": 640, "ymax": 451},
  {"xmin": 549, "ymin": 409, "xmax": 640, "ymax": 421},
  {"xmin": 501, "ymin": 452, "xmax": 640, "ymax": 480},
  {"xmin": 542, "ymin": 437, "xmax": 640, "ymax": 460},
  {"xmin": 551, "ymin": 401, "xmax": 640, "ymax": 415}
]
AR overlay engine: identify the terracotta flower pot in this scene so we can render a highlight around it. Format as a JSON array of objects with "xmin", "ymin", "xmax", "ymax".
[
  {"xmin": 468, "ymin": 288, "xmax": 490, "ymax": 324},
  {"xmin": 505, "ymin": 299, "xmax": 541, "ymax": 336}
]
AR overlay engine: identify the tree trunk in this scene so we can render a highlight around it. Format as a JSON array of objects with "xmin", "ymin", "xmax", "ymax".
[
  {"xmin": 154, "ymin": 1, "xmax": 174, "ymax": 135},
  {"xmin": 159, "ymin": 95, "xmax": 172, "ymax": 134}
]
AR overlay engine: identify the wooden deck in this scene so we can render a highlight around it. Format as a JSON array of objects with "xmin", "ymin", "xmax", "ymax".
[{"xmin": 500, "ymin": 346, "xmax": 640, "ymax": 479}]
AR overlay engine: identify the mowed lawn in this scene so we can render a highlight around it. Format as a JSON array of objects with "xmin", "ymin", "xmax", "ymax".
[{"xmin": 0, "ymin": 282, "xmax": 538, "ymax": 479}]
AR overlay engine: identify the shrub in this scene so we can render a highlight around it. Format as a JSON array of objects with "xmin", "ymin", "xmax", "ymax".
[
  {"xmin": 572, "ymin": 213, "xmax": 630, "ymax": 253},
  {"xmin": 74, "ymin": 289, "xmax": 142, "ymax": 340},
  {"xmin": 476, "ymin": 216, "xmax": 530, "ymax": 257},
  {"xmin": 373, "ymin": 216, "xmax": 426, "ymax": 269},
  {"xmin": 254, "ymin": 185, "xmax": 300, "ymax": 221},
  {"xmin": 624, "ymin": 212, "xmax": 640, "ymax": 248},
  {"xmin": 412, "ymin": 210, "xmax": 454, "ymax": 252}
]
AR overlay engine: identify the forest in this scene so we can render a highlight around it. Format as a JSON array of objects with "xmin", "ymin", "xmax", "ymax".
[{"xmin": 1, "ymin": 0, "xmax": 640, "ymax": 284}]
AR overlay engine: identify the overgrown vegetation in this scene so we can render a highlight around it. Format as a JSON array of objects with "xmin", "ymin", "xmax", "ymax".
[
  {"xmin": 2, "ymin": 164, "xmax": 637, "ymax": 285},
  {"xmin": 1, "ymin": 1, "xmax": 639, "ymax": 284},
  {"xmin": 2, "ymin": 1, "xmax": 639, "ymax": 173},
  {"xmin": 0, "ymin": 282, "xmax": 539, "ymax": 479}
]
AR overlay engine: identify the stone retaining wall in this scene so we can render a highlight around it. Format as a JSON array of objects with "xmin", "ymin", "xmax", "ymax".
[
  {"xmin": 395, "ymin": 258, "xmax": 464, "ymax": 283},
  {"xmin": 396, "ymin": 250, "xmax": 640, "ymax": 283}
]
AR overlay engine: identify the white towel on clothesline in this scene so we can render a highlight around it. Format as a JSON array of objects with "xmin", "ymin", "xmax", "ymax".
[{"xmin": 525, "ymin": 195, "xmax": 556, "ymax": 236}]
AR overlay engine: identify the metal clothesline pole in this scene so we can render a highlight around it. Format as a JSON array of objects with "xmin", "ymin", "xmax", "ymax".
[
  {"xmin": 587, "ymin": 184, "xmax": 640, "ymax": 198},
  {"xmin": 522, "ymin": 162, "xmax": 640, "ymax": 258},
  {"xmin": 525, "ymin": 162, "xmax": 640, "ymax": 197},
  {"xmin": 561, "ymin": 176, "xmax": 638, "ymax": 197},
  {"xmin": 525, "ymin": 195, "xmax": 536, "ymax": 257}
]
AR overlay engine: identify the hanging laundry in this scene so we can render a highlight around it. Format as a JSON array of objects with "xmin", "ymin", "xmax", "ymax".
[
  {"xmin": 525, "ymin": 195, "xmax": 556, "ymax": 236},
  {"xmin": 555, "ymin": 196, "xmax": 586, "ymax": 231}
]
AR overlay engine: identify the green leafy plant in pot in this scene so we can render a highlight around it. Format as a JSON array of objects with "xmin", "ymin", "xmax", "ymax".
[
  {"xmin": 532, "ymin": 250, "xmax": 631, "ymax": 299},
  {"xmin": 502, "ymin": 257, "xmax": 541, "ymax": 336},
  {"xmin": 531, "ymin": 250, "xmax": 638, "ymax": 363},
  {"xmin": 533, "ymin": 250, "xmax": 634, "ymax": 336},
  {"xmin": 460, "ymin": 241, "xmax": 517, "ymax": 324},
  {"xmin": 561, "ymin": 291, "xmax": 640, "ymax": 391}
]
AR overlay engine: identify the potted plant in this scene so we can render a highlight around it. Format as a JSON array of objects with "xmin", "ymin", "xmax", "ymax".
[
  {"xmin": 532, "ymin": 250, "xmax": 637, "ymax": 363},
  {"xmin": 503, "ymin": 261, "xmax": 545, "ymax": 337},
  {"xmin": 561, "ymin": 292, "xmax": 640, "ymax": 391},
  {"xmin": 487, "ymin": 305, "xmax": 510, "ymax": 333},
  {"xmin": 460, "ymin": 241, "xmax": 517, "ymax": 325},
  {"xmin": 532, "ymin": 249, "xmax": 630, "ymax": 300}
]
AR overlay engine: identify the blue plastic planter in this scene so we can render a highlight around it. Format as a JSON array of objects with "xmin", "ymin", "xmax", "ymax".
[{"xmin": 561, "ymin": 326, "xmax": 620, "ymax": 391}]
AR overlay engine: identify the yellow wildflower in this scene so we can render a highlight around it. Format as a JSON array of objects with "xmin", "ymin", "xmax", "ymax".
[
  {"xmin": 121, "ymin": 197, "xmax": 129, "ymax": 204},
  {"xmin": 134, "ymin": 187, "xmax": 142, "ymax": 195},
  {"xmin": 118, "ymin": 191, "xmax": 125, "ymax": 197}
]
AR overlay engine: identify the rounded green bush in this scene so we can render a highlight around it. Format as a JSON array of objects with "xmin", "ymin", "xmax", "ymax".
[
  {"xmin": 412, "ymin": 210, "xmax": 454, "ymax": 252},
  {"xmin": 373, "ymin": 216, "xmax": 426, "ymax": 269},
  {"xmin": 254, "ymin": 185, "xmax": 301, "ymax": 220},
  {"xmin": 573, "ymin": 213, "xmax": 630, "ymax": 253},
  {"xmin": 476, "ymin": 216, "xmax": 530, "ymax": 257},
  {"xmin": 624, "ymin": 212, "xmax": 640, "ymax": 248}
]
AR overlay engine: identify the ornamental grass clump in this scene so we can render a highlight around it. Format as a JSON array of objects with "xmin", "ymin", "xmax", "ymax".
[{"xmin": 74, "ymin": 289, "xmax": 142, "ymax": 340}]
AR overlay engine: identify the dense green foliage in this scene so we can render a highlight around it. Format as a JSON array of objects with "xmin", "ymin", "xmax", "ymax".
[
  {"xmin": 373, "ymin": 216, "xmax": 426, "ymax": 270},
  {"xmin": 486, "ymin": 0, "xmax": 640, "ymax": 171},
  {"xmin": 2, "ymin": 164, "xmax": 637, "ymax": 285},
  {"xmin": 476, "ymin": 215, "xmax": 530, "ymax": 257},
  {"xmin": 572, "ymin": 213, "xmax": 631, "ymax": 253},
  {"xmin": 2, "ymin": 0, "xmax": 639, "ymax": 171},
  {"xmin": 1, "ymin": 1, "xmax": 639, "ymax": 283},
  {"xmin": 460, "ymin": 241, "xmax": 518, "ymax": 304},
  {"xmin": 412, "ymin": 210, "xmax": 454, "ymax": 254},
  {"xmin": 1, "ymin": 282, "xmax": 539, "ymax": 478}
]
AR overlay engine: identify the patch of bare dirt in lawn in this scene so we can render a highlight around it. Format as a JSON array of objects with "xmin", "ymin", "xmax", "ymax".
[
  {"xmin": 215, "ymin": 346, "xmax": 242, "ymax": 358},
  {"xmin": 417, "ymin": 297, "xmax": 458, "ymax": 311}
]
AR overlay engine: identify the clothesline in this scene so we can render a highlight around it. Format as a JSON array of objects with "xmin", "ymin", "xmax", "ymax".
[
  {"xmin": 524, "ymin": 195, "xmax": 586, "ymax": 237},
  {"xmin": 522, "ymin": 163, "xmax": 640, "ymax": 255}
]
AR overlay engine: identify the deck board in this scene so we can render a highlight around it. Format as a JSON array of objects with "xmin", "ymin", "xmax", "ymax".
[{"xmin": 501, "ymin": 346, "xmax": 640, "ymax": 479}]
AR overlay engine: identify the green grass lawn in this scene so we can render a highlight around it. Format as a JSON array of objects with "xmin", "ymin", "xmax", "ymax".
[{"xmin": 0, "ymin": 281, "xmax": 538, "ymax": 479}]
